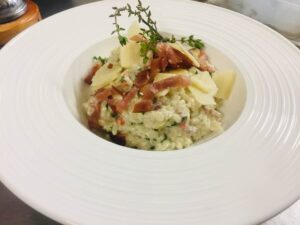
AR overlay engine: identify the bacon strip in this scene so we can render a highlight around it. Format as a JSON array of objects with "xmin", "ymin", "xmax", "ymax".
[
  {"xmin": 167, "ymin": 47, "xmax": 183, "ymax": 65},
  {"xmin": 141, "ymin": 84, "xmax": 158, "ymax": 100},
  {"xmin": 155, "ymin": 74, "xmax": 191, "ymax": 90},
  {"xmin": 134, "ymin": 70, "xmax": 151, "ymax": 88},
  {"xmin": 84, "ymin": 64, "xmax": 101, "ymax": 85},
  {"xmin": 114, "ymin": 82, "xmax": 131, "ymax": 93},
  {"xmin": 170, "ymin": 49, "xmax": 194, "ymax": 69},
  {"xmin": 141, "ymin": 75, "xmax": 191, "ymax": 100},
  {"xmin": 116, "ymin": 117, "xmax": 125, "ymax": 126},
  {"xmin": 94, "ymin": 87, "xmax": 121, "ymax": 100},
  {"xmin": 153, "ymin": 43, "xmax": 194, "ymax": 73},
  {"xmin": 107, "ymin": 98, "xmax": 119, "ymax": 113},
  {"xmin": 155, "ymin": 43, "xmax": 169, "ymax": 72},
  {"xmin": 150, "ymin": 58, "xmax": 162, "ymax": 79},
  {"xmin": 87, "ymin": 89, "xmax": 118, "ymax": 126},
  {"xmin": 89, "ymin": 85, "xmax": 138, "ymax": 127},
  {"xmin": 190, "ymin": 49, "xmax": 215, "ymax": 73},
  {"xmin": 95, "ymin": 88, "xmax": 114, "ymax": 101},
  {"xmin": 133, "ymin": 100, "xmax": 154, "ymax": 113},
  {"xmin": 116, "ymin": 87, "xmax": 138, "ymax": 113}
]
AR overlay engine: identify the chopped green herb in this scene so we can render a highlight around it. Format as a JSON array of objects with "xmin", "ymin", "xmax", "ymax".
[
  {"xmin": 169, "ymin": 121, "xmax": 178, "ymax": 127},
  {"xmin": 109, "ymin": 6, "xmax": 128, "ymax": 46},
  {"xmin": 162, "ymin": 134, "xmax": 167, "ymax": 141},
  {"xmin": 180, "ymin": 35, "xmax": 204, "ymax": 49},
  {"xmin": 120, "ymin": 76, "xmax": 126, "ymax": 82},
  {"xmin": 182, "ymin": 116, "xmax": 188, "ymax": 122},
  {"xmin": 93, "ymin": 56, "xmax": 108, "ymax": 64}
]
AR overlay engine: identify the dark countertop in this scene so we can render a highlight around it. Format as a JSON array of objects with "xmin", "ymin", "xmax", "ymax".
[
  {"xmin": 34, "ymin": 0, "xmax": 98, "ymax": 18},
  {"xmin": 0, "ymin": 1, "xmax": 299, "ymax": 225}
]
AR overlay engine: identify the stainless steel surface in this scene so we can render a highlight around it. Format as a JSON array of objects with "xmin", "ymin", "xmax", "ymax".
[
  {"xmin": 0, "ymin": 0, "xmax": 27, "ymax": 24},
  {"xmin": 0, "ymin": 1, "xmax": 299, "ymax": 224}
]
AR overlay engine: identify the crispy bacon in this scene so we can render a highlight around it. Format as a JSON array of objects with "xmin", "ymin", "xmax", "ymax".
[
  {"xmin": 199, "ymin": 51, "xmax": 208, "ymax": 61},
  {"xmin": 133, "ymin": 100, "xmax": 154, "ymax": 113},
  {"xmin": 150, "ymin": 43, "xmax": 180, "ymax": 78},
  {"xmin": 170, "ymin": 49, "xmax": 194, "ymax": 69},
  {"xmin": 95, "ymin": 88, "xmax": 114, "ymax": 101},
  {"xmin": 87, "ymin": 89, "xmax": 114, "ymax": 129},
  {"xmin": 111, "ymin": 86, "xmax": 123, "ymax": 96},
  {"xmin": 190, "ymin": 49, "xmax": 215, "ymax": 73},
  {"xmin": 84, "ymin": 64, "xmax": 101, "ymax": 85},
  {"xmin": 141, "ymin": 84, "xmax": 159, "ymax": 100},
  {"xmin": 199, "ymin": 63, "xmax": 215, "ymax": 73},
  {"xmin": 116, "ymin": 87, "xmax": 138, "ymax": 113},
  {"xmin": 107, "ymin": 98, "xmax": 119, "ymax": 113},
  {"xmin": 154, "ymin": 43, "xmax": 194, "ymax": 72},
  {"xmin": 150, "ymin": 58, "xmax": 161, "ymax": 79},
  {"xmin": 134, "ymin": 70, "xmax": 151, "ymax": 88},
  {"xmin": 141, "ymin": 75, "xmax": 191, "ymax": 100},
  {"xmin": 156, "ymin": 43, "xmax": 183, "ymax": 66},
  {"xmin": 155, "ymin": 43, "xmax": 170, "ymax": 71},
  {"xmin": 114, "ymin": 82, "xmax": 131, "ymax": 93},
  {"xmin": 167, "ymin": 47, "xmax": 183, "ymax": 65},
  {"xmin": 156, "ymin": 43, "xmax": 167, "ymax": 58},
  {"xmin": 87, "ymin": 86, "xmax": 136, "ymax": 129},
  {"xmin": 155, "ymin": 75, "xmax": 191, "ymax": 90},
  {"xmin": 116, "ymin": 117, "xmax": 125, "ymax": 126},
  {"xmin": 94, "ymin": 87, "xmax": 121, "ymax": 101}
]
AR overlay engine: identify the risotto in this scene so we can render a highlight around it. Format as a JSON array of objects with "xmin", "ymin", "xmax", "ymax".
[{"xmin": 83, "ymin": 2, "xmax": 236, "ymax": 150}]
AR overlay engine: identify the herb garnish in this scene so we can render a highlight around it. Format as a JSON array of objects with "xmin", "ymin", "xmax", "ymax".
[
  {"xmin": 93, "ymin": 56, "xmax": 108, "ymax": 64},
  {"xmin": 110, "ymin": 0, "xmax": 204, "ymax": 62}
]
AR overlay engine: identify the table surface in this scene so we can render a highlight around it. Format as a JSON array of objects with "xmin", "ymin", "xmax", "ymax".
[{"xmin": 0, "ymin": 0, "xmax": 299, "ymax": 224}]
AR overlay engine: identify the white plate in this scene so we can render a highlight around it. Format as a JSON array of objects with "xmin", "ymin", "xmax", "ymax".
[{"xmin": 1, "ymin": 0, "xmax": 300, "ymax": 225}]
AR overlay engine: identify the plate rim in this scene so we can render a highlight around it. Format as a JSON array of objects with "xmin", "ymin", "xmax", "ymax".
[{"xmin": 1, "ymin": 1, "xmax": 300, "ymax": 225}]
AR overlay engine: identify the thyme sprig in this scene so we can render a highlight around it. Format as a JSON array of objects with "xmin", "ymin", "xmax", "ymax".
[
  {"xmin": 180, "ymin": 35, "xmax": 204, "ymax": 49},
  {"xmin": 110, "ymin": 0, "xmax": 204, "ymax": 62},
  {"xmin": 110, "ymin": 6, "xmax": 128, "ymax": 45}
]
